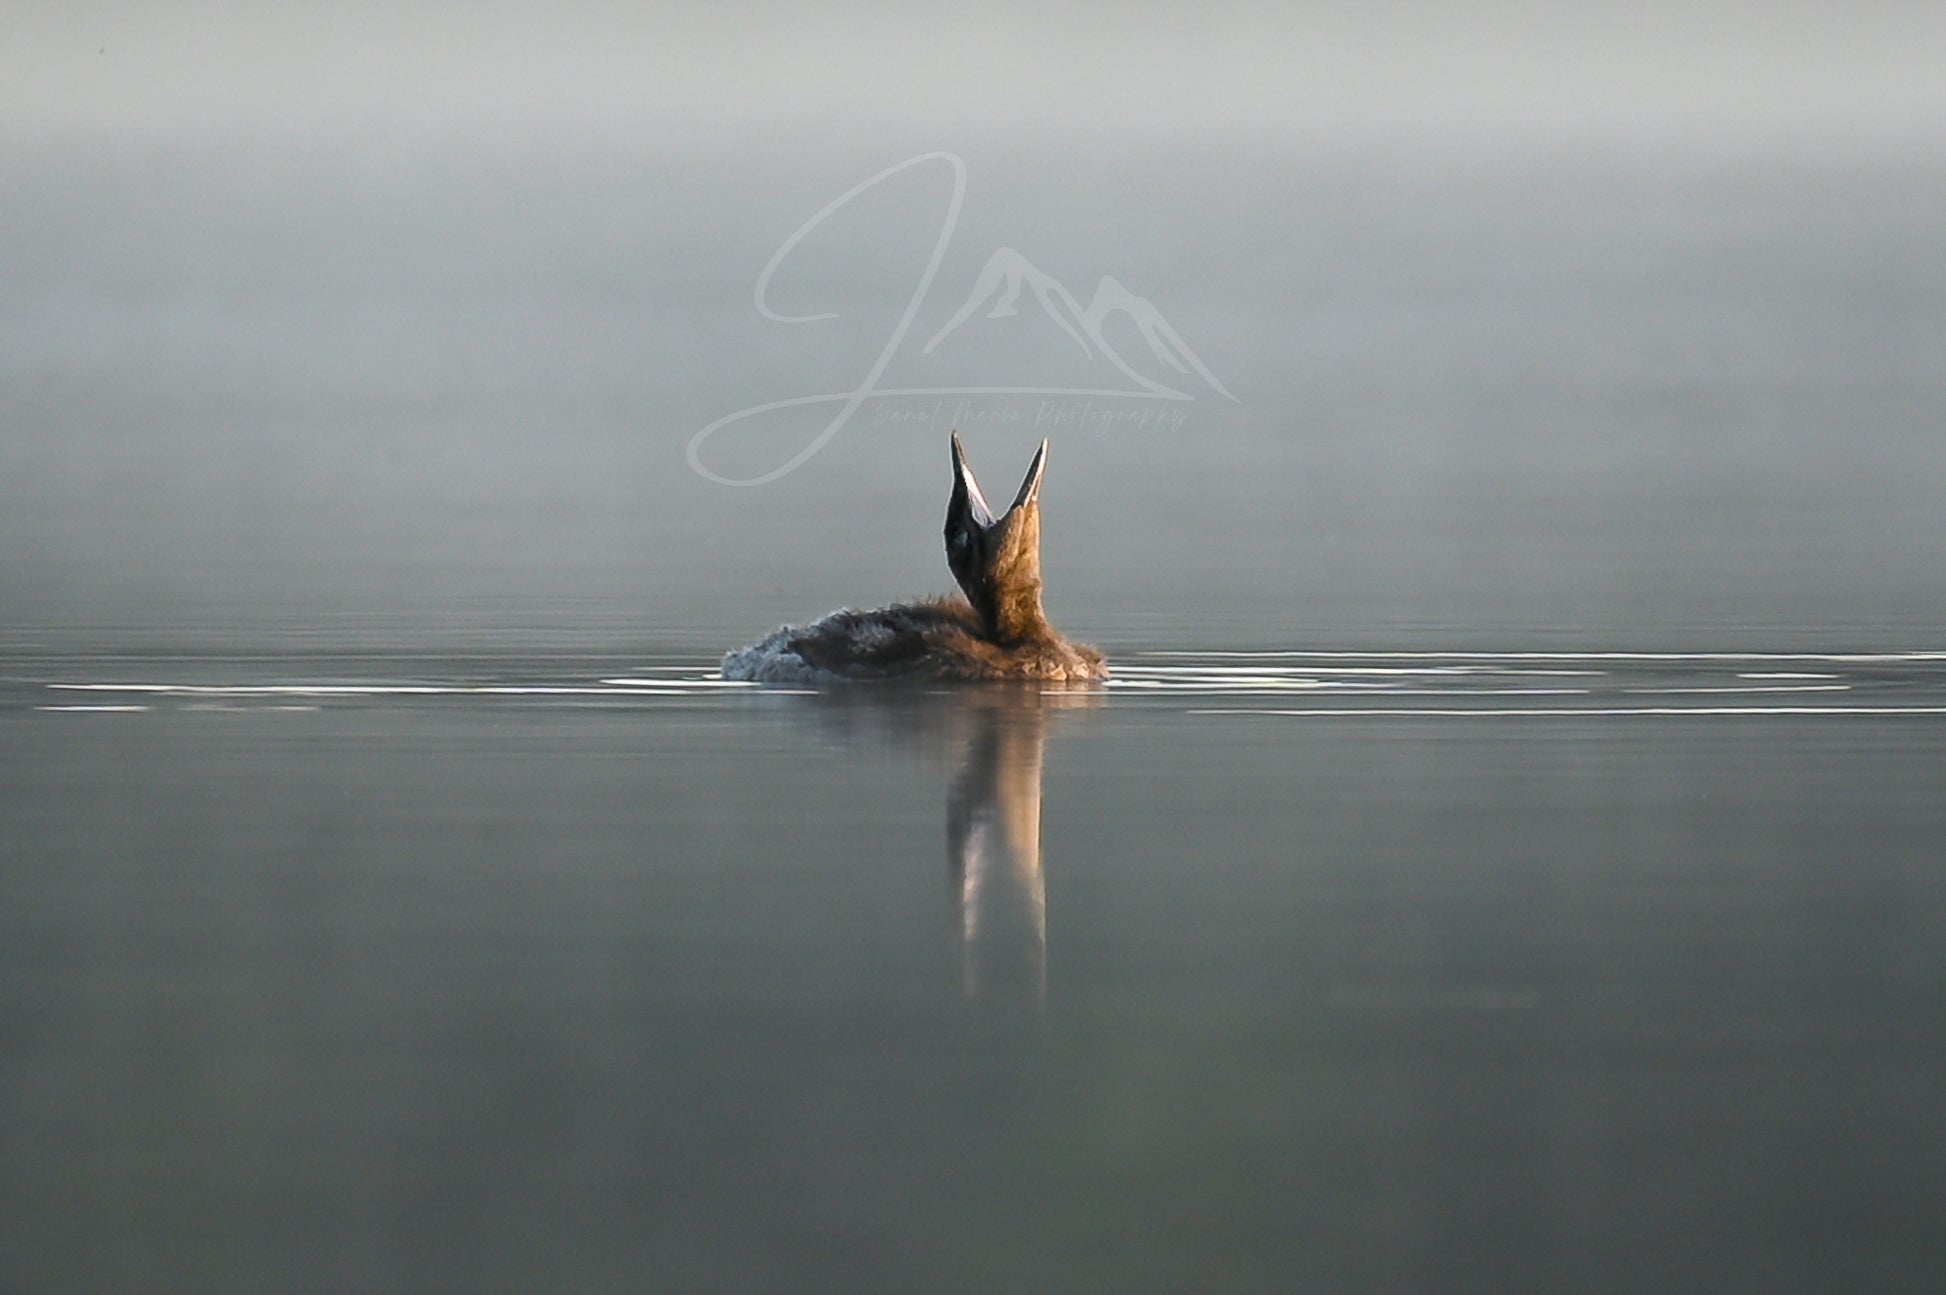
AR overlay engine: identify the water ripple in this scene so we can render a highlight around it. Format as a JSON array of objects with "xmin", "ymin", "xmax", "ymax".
[{"xmin": 14, "ymin": 649, "xmax": 1946, "ymax": 718}]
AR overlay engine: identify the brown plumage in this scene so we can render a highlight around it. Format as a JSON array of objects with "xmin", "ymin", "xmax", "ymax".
[{"xmin": 721, "ymin": 434, "xmax": 1107, "ymax": 683}]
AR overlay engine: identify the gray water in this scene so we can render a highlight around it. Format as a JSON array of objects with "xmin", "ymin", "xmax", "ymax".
[
  {"xmin": 5, "ymin": 653, "xmax": 1945, "ymax": 1292},
  {"xmin": 5, "ymin": 135, "xmax": 1946, "ymax": 1292}
]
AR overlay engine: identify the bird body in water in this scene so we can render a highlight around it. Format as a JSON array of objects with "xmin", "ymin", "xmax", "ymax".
[{"xmin": 721, "ymin": 434, "xmax": 1107, "ymax": 683}]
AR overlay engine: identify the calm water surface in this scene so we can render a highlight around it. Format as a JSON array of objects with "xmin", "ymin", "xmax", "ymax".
[{"xmin": 4, "ymin": 649, "xmax": 1944, "ymax": 1293}]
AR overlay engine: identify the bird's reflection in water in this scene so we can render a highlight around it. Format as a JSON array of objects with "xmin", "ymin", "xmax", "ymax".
[
  {"xmin": 946, "ymin": 690, "xmax": 1084, "ymax": 1001},
  {"xmin": 755, "ymin": 684, "xmax": 1098, "ymax": 1001}
]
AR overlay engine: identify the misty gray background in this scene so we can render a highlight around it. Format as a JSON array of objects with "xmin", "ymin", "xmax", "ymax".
[
  {"xmin": 9, "ymin": 12, "xmax": 1946, "ymax": 1291},
  {"xmin": 5, "ymin": 3, "xmax": 1944, "ymax": 653}
]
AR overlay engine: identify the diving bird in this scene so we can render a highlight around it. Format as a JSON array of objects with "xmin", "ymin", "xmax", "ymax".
[{"xmin": 721, "ymin": 433, "xmax": 1107, "ymax": 682}]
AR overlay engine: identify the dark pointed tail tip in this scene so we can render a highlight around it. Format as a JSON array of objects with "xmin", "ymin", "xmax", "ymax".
[
  {"xmin": 1012, "ymin": 438, "xmax": 1049, "ymax": 510},
  {"xmin": 949, "ymin": 429, "xmax": 972, "ymax": 485},
  {"xmin": 950, "ymin": 430, "xmax": 998, "ymax": 526}
]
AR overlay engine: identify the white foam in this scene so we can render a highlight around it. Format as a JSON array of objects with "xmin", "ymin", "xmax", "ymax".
[{"xmin": 720, "ymin": 621, "xmax": 848, "ymax": 684}]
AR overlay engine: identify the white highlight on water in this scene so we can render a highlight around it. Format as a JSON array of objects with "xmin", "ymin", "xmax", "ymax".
[
  {"xmin": 1139, "ymin": 651, "xmax": 1946, "ymax": 663},
  {"xmin": 36, "ymin": 704, "xmax": 151, "ymax": 712},
  {"xmin": 32, "ymin": 649, "xmax": 1939, "ymax": 717},
  {"xmin": 1193, "ymin": 706, "xmax": 1946, "ymax": 718}
]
